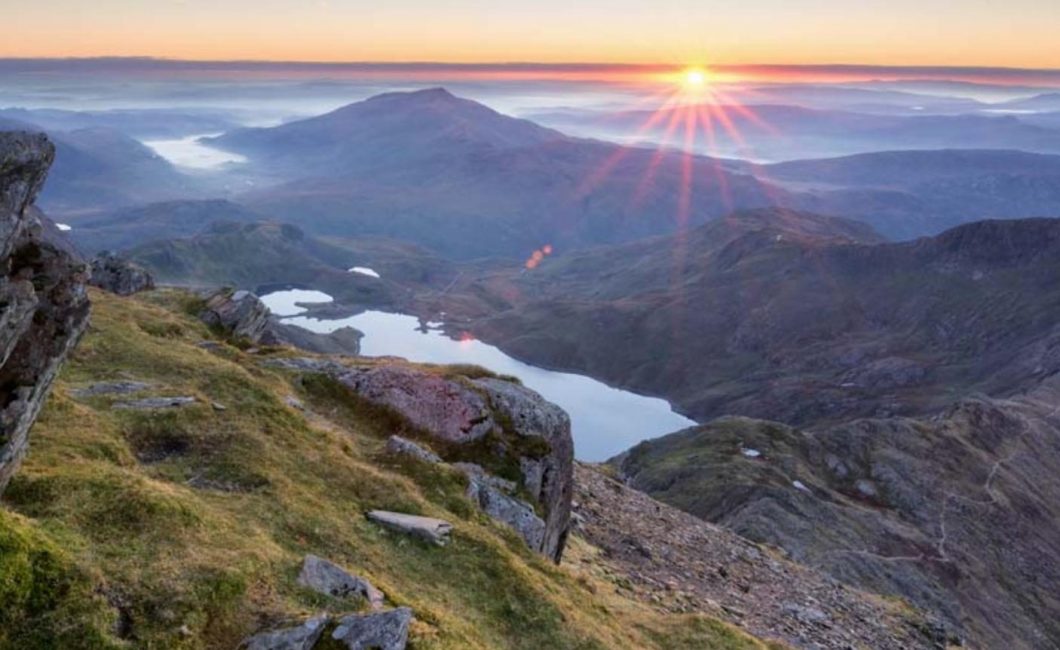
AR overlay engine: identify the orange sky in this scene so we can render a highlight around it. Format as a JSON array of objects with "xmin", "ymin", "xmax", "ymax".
[{"xmin": 4, "ymin": 1, "xmax": 1060, "ymax": 70}]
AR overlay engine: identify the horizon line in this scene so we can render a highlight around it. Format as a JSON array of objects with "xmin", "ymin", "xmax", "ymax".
[{"xmin": 1, "ymin": 56, "xmax": 1060, "ymax": 74}]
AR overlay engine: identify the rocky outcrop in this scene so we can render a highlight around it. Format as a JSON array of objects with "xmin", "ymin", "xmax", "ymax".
[
  {"xmin": 297, "ymin": 554, "xmax": 384, "ymax": 609},
  {"xmin": 367, "ymin": 510, "xmax": 452, "ymax": 546},
  {"xmin": 88, "ymin": 251, "xmax": 155, "ymax": 295},
  {"xmin": 266, "ymin": 359, "xmax": 575, "ymax": 562},
  {"xmin": 199, "ymin": 288, "xmax": 271, "ymax": 342},
  {"xmin": 263, "ymin": 322, "xmax": 362, "ymax": 356},
  {"xmin": 0, "ymin": 132, "xmax": 91, "ymax": 494}
]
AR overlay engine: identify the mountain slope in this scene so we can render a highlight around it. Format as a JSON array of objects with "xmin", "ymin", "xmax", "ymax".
[
  {"xmin": 0, "ymin": 287, "xmax": 938, "ymax": 648},
  {"xmin": 615, "ymin": 378, "xmax": 1060, "ymax": 649},
  {"xmin": 425, "ymin": 211, "xmax": 1060, "ymax": 426}
]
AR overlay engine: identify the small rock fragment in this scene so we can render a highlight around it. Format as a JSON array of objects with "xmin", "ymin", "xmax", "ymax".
[
  {"xmin": 69, "ymin": 380, "xmax": 152, "ymax": 398},
  {"xmin": 113, "ymin": 396, "xmax": 196, "ymax": 410},
  {"xmin": 385, "ymin": 435, "xmax": 441, "ymax": 464}
]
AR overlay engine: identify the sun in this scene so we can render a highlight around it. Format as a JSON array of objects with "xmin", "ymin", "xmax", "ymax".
[{"xmin": 683, "ymin": 67, "xmax": 708, "ymax": 89}]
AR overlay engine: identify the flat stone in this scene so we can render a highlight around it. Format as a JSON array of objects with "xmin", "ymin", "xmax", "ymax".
[
  {"xmin": 264, "ymin": 357, "xmax": 347, "ymax": 374},
  {"xmin": 386, "ymin": 435, "xmax": 442, "ymax": 464},
  {"xmin": 297, "ymin": 554, "xmax": 385, "ymax": 609},
  {"xmin": 331, "ymin": 608, "xmax": 412, "ymax": 650},
  {"xmin": 69, "ymin": 380, "xmax": 152, "ymax": 398},
  {"xmin": 113, "ymin": 396, "xmax": 196, "ymax": 410},
  {"xmin": 367, "ymin": 510, "xmax": 452, "ymax": 546},
  {"xmin": 243, "ymin": 616, "xmax": 328, "ymax": 650}
]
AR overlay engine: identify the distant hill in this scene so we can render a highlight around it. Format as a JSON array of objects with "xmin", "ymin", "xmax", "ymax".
[
  {"xmin": 126, "ymin": 220, "xmax": 459, "ymax": 309},
  {"xmin": 207, "ymin": 88, "xmax": 790, "ymax": 259},
  {"xmin": 526, "ymin": 102, "xmax": 1060, "ymax": 160},
  {"xmin": 765, "ymin": 149, "xmax": 1060, "ymax": 238},
  {"xmin": 426, "ymin": 210, "xmax": 1060, "ymax": 426},
  {"xmin": 67, "ymin": 199, "xmax": 266, "ymax": 254},
  {"xmin": 0, "ymin": 120, "xmax": 202, "ymax": 215}
]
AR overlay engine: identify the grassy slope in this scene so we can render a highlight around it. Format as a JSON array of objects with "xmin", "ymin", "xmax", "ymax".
[{"xmin": 0, "ymin": 288, "xmax": 771, "ymax": 650}]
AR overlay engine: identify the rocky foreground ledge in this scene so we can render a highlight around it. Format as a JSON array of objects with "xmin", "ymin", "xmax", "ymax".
[{"xmin": 0, "ymin": 132, "xmax": 90, "ymax": 492}]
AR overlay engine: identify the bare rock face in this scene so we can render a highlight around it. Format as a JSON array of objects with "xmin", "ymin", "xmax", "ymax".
[
  {"xmin": 338, "ymin": 366, "xmax": 494, "ymax": 442},
  {"xmin": 199, "ymin": 288, "xmax": 271, "ymax": 342},
  {"xmin": 0, "ymin": 132, "xmax": 91, "ymax": 494},
  {"xmin": 472, "ymin": 377, "xmax": 574, "ymax": 562},
  {"xmin": 88, "ymin": 251, "xmax": 155, "ymax": 295}
]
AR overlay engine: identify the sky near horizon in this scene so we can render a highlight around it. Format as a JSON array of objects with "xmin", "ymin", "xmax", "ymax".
[{"xmin": 4, "ymin": 0, "xmax": 1060, "ymax": 69}]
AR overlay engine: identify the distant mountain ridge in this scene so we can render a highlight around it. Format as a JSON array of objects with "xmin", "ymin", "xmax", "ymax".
[{"xmin": 425, "ymin": 210, "xmax": 1060, "ymax": 427}]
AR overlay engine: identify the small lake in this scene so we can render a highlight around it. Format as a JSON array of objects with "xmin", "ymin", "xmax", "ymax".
[{"xmin": 260, "ymin": 289, "xmax": 696, "ymax": 461}]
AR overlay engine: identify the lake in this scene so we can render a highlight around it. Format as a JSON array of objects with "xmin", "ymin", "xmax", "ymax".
[{"xmin": 260, "ymin": 289, "xmax": 697, "ymax": 461}]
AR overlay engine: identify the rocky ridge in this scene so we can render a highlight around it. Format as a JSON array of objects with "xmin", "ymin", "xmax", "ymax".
[
  {"xmin": 573, "ymin": 464, "xmax": 946, "ymax": 649},
  {"xmin": 616, "ymin": 377, "xmax": 1060, "ymax": 649},
  {"xmin": 0, "ymin": 132, "xmax": 90, "ymax": 493}
]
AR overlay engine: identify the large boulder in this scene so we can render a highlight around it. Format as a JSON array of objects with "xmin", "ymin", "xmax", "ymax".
[
  {"xmin": 338, "ymin": 365, "xmax": 573, "ymax": 562},
  {"xmin": 0, "ymin": 132, "xmax": 91, "ymax": 493},
  {"xmin": 88, "ymin": 251, "xmax": 155, "ymax": 295},
  {"xmin": 199, "ymin": 288, "xmax": 271, "ymax": 342},
  {"xmin": 297, "ymin": 554, "xmax": 384, "ymax": 609}
]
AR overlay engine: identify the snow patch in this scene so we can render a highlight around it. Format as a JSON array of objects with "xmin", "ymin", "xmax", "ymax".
[
  {"xmin": 793, "ymin": 480, "xmax": 811, "ymax": 493},
  {"xmin": 349, "ymin": 266, "xmax": 381, "ymax": 279},
  {"xmin": 56, "ymin": 223, "xmax": 72, "ymax": 231},
  {"xmin": 741, "ymin": 447, "xmax": 762, "ymax": 459}
]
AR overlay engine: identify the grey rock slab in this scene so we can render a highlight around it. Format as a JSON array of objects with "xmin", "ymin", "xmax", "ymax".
[
  {"xmin": 366, "ymin": 510, "xmax": 452, "ymax": 546},
  {"xmin": 113, "ymin": 396, "xmax": 197, "ymax": 410},
  {"xmin": 242, "ymin": 616, "xmax": 328, "ymax": 650},
  {"xmin": 331, "ymin": 608, "xmax": 412, "ymax": 650},
  {"xmin": 297, "ymin": 554, "xmax": 385, "ymax": 609},
  {"xmin": 69, "ymin": 380, "xmax": 152, "ymax": 398}
]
